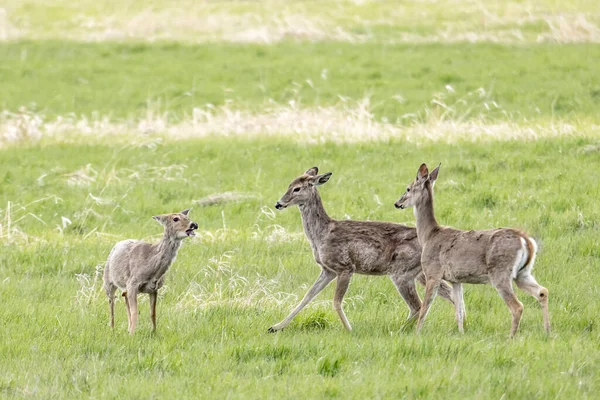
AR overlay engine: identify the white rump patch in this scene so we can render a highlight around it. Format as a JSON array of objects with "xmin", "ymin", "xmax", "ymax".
[
  {"xmin": 511, "ymin": 237, "xmax": 528, "ymax": 279},
  {"xmin": 526, "ymin": 237, "xmax": 538, "ymax": 272},
  {"xmin": 512, "ymin": 237, "xmax": 538, "ymax": 279}
]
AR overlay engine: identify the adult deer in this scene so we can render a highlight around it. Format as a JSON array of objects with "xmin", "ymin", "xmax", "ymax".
[
  {"xmin": 268, "ymin": 167, "xmax": 454, "ymax": 332},
  {"xmin": 395, "ymin": 163, "xmax": 550, "ymax": 337}
]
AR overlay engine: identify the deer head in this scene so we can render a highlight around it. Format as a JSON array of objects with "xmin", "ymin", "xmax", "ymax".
[
  {"xmin": 275, "ymin": 167, "xmax": 332, "ymax": 210},
  {"xmin": 394, "ymin": 163, "xmax": 440, "ymax": 210},
  {"xmin": 153, "ymin": 209, "xmax": 198, "ymax": 239}
]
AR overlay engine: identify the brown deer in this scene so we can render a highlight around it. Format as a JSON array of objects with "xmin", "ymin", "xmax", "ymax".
[
  {"xmin": 103, "ymin": 209, "xmax": 198, "ymax": 335},
  {"xmin": 268, "ymin": 167, "xmax": 454, "ymax": 332},
  {"xmin": 395, "ymin": 163, "xmax": 550, "ymax": 337}
]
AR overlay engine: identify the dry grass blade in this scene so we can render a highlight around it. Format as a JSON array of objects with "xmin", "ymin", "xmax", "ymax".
[
  {"xmin": 175, "ymin": 251, "xmax": 297, "ymax": 311},
  {"xmin": 579, "ymin": 142, "xmax": 600, "ymax": 154},
  {"xmin": 0, "ymin": 8, "xmax": 20, "ymax": 41},
  {"xmin": 0, "ymin": 198, "xmax": 59, "ymax": 245},
  {"xmin": 75, "ymin": 264, "xmax": 104, "ymax": 311},
  {"xmin": 194, "ymin": 192, "xmax": 258, "ymax": 207},
  {"xmin": 539, "ymin": 14, "xmax": 600, "ymax": 43},
  {"xmin": 2, "ymin": 95, "xmax": 598, "ymax": 147}
]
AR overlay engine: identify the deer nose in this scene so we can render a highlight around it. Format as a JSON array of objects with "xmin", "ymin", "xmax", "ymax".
[
  {"xmin": 190, "ymin": 222, "xmax": 198, "ymax": 230},
  {"xmin": 275, "ymin": 202, "xmax": 283, "ymax": 210},
  {"xmin": 394, "ymin": 201, "xmax": 403, "ymax": 209}
]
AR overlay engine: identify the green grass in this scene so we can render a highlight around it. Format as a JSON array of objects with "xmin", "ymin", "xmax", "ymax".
[
  {"xmin": 1, "ymin": 138, "xmax": 600, "ymax": 398},
  {"xmin": 2, "ymin": 41, "xmax": 600, "ymax": 122},
  {"xmin": 4, "ymin": 0, "xmax": 600, "ymax": 43},
  {"xmin": 2, "ymin": 0, "xmax": 600, "ymax": 397}
]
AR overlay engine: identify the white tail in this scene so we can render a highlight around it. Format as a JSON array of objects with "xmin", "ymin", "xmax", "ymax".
[{"xmin": 512, "ymin": 237, "xmax": 537, "ymax": 279}]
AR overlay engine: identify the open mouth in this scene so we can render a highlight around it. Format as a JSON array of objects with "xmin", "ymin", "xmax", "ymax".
[{"xmin": 185, "ymin": 228, "xmax": 196, "ymax": 237}]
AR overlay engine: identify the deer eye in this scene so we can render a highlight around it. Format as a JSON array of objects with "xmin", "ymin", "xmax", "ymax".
[
  {"xmin": 406, "ymin": 188, "xmax": 410, "ymax": 192},
  {"xmin": 293, "ymin": 187, "xmax": 301, "ymax": 193},
  {"xmin": 173, "ymin": 217, "xmax": 179, "ymax": 222}
]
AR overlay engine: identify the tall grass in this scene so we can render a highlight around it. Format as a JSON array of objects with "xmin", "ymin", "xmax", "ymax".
[{"xmin": 1, "ymin": 138, "xmax": 599, "ymax": 397}]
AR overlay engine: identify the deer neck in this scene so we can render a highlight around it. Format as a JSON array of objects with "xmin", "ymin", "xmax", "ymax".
[
  {"xmin": 414, "ymin": 184, "xmax": 439, "ymax": 246},
  {"xmin": 299, "ymin": 189, "xmax": 332, "ymax": 247},
  {"xmin": 152, "ymin": 235, "xmax": 183, "ymax": 276}
]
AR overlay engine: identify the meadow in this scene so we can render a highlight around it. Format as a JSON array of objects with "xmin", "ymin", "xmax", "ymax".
[{"xmin": 1, "ymin": 1, "xmax": 600, "ymax": 398}]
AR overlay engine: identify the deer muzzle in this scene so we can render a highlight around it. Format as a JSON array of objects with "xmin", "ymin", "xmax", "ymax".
[{"xmin": 185, "ymin": 222, "xmax": 198, "ymax": 236}]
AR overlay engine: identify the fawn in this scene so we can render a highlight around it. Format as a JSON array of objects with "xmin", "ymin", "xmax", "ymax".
[
  {"xmin": 268, "ymin": 167, "xmax": 454, "ymax": 332},
  {"xmin": 103, "ymin": 209, "xmax": 198, "ymax": 335},
  {"xmin": 395, "ymin": 164, "xmax": 550, "ymax": 337}
]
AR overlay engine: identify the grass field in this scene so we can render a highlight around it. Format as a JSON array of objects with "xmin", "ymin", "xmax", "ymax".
[
  {"xmin": 1, "ymin": 1, "xmax": 600, "ymax": 399},
  {"xmin": 2, "ymin": 41, "xmax": 600, "ymax": 122}
]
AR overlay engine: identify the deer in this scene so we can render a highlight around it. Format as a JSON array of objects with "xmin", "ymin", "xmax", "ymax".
[
  {"xmin": 268, "ymin": 167, "xmax": 454, "ymax": 333},
  {"xmin": 394, "ymin": 163, "xmax": 550, "ymax": 337},
  {"xmin": 103, "ymin": 209, "xmax": 198, "ymax": 335}
]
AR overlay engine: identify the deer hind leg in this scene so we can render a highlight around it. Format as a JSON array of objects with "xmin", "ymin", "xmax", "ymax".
[
  {"xmin": 128, "ymin": 293, "xmax": 139, "ymax": 335},
  {"xmin": 124, "ymin": 286, "xmax": 139, "ymax": 335},
  {"xmin": 452, "ymin": 283, "xmax": 466, "ymax": 333},
  {"xmin": 105, "ymin": 284, "xmax": 117, "ymax": 329},
  {"xmin": 333, "ymin": 272, "xmax": 353, "ymax": 331},
  {"xmin": 515, "ymin": 272, "xmax": 550, "ymax": 334},
  {"xmin": 122, "ymin": 291, "xmax": 131, "ymax": 330},
  {"xmin": 391, "ymin": 274, "xmax": 421, "ymax": 321},
  {"xmin": 149, "ymin": 292, "xmax": 158, "ymax": 331},
  {"xmin": 417, "ymin": 277, "xmax": 441, "ymax": 334},
  {"xmin": 268, "ymin": 268, "xmax": 336, "ymax": 333},
  {"xmin": 493, "ymin": 279, "xmax": 524, "ymax": 338},
  {"xmin": 417, "ymin": 272, "xmax": 454, "ymax": 306}
]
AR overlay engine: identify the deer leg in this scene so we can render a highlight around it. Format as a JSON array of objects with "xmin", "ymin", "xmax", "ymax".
[
  {"xmin": 417, "ymin": 277, "xmax": 441, "ymax": 334},
  {"xmin": 149, "ymin": 292, "xmax": 158, "ymax": 331},
  {"xmin": 122, "ymin": 291, "xmax": 131, "ymax": 331},
  {"xmin": 391, "ymin": 274, "xmax": 421, "ymax": 321},
  {"xmin": 493, "ymin": 280, "xmax": 524, "ymax": 338},
  {"xmin": 437, "ymin": 280, "xmax": 455, "ymax": 306},
  {"xmin": 268, "ymin": 268, "xmax": 336, "ymax": 332},
  {"xmin": 417, "ymin": 272, "xmax": 454, "ymax": 305},
  {"xmin": 515, "ymin": 272, "xmax": 550, "ymax": 334},
  {"xmin": 333, "ymin": 272, "xmax": 353, "ymax": 331},
  {"xmin": 105, "ymin": 285, "xmax": 117, "ymax": 329},
  {"xmin": 452, "ymin": 283, "xmax": 466, "ymax": 333},
  {"xmin": 126, "ymin": 288, "xmax": 139, "ymax": 335}
]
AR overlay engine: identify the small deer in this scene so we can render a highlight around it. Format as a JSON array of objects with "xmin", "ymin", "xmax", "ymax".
[
  {"xmin": 103, "ymin": 209, "xmax": 198, "ymax": 335},
  {"xmin": 268, "ymin": 167, "xmax": 454, "ymax": 333},
  {"xmin": 395, "ymin": 164, "xmax": 550, "ymax": 337}
]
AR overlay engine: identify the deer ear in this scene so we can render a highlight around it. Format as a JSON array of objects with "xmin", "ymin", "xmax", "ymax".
[
  {"xmin": 153, "ymin": 215, "xmax": 165, "ymax": 225},
  {"xmin": 180, "ymin": 209, "xmax": 190, "ymax": 216},
  {"xmin": 417, "ymin": 163, "xmax": 429, "ymax": 181},
  {"xmin": 310, "ymin": 172, "xmax": 332, "ymax": 186},
  {"xmin": 429, "ymin": 163, "xmax": 441, "ymax": 184},
  {"xmin": 305, "ymin": 167, "xmax": 319, "ymax": 176}
]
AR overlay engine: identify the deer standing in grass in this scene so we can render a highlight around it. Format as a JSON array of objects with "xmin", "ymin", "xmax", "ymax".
[
  {"xmin": 268, "ymin": 167, "xmax": 454, "ymax": 333},
  {"xmin": 395, "ymin": 164, "xmax": 550, "ymax": 337},
  {"xmin": 103, "ymin": 209, "xmax": 198, "ymax": 335}
]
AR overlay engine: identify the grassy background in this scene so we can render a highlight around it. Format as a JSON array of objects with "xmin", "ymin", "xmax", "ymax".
[
  {"xmin": 1, "ymin": 0, "xmax": 600, "ymax": 398},
  {"xmin": 1, "ymin": 138, "xmax": 599, "ymax": 398},
  {"xmin": 4, "ymin": 0, "xmax": 600, "ymax": 43},
  {"xmin": 2, "ymin": 41, "xmax": 600, "ymax": 121}
]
